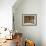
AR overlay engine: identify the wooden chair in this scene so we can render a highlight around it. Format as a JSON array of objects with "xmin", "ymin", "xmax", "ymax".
[
  {"xmin": 15, "ymin": 33, "xmax": 23, "ymax": 46},
  {"xmin": 25, "ymin": 40, "xmax": 35, "ymax": 46}
]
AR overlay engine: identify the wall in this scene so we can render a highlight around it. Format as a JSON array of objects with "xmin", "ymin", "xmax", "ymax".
[
  {"xmin": 41, "ymin": 0, "xmax": 46, "ymax": 46},
  {"xmin": 0, "ymin": 0, "xmax": 46, "ymax": 46},
  {"xmin": 13, "ymin": 0, "xmax": 41, "ymax": 46},
  {"xmin": 0, "ymin": 0, "xmax": 16, "ymax": 30}
]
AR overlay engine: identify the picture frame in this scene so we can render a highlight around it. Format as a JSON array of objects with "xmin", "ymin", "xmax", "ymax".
[{"xmin": 22, "ymin": 14, "xmax": 37, "ymax": 26}]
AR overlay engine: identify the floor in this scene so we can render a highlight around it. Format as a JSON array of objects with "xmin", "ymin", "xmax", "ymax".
[
  {"xmin": 0, "ymin": 39, "xmax": 16, "ymax": 46},
  {"xmin": 0, "ymin": 33, "xmax": 23, "ymax": 46}
]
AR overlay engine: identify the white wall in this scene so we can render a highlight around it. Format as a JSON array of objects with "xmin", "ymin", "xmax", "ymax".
[
  {"xmin": 13, "ymin": 0, "xmax": 41, "ymax": 46},
  {"xmin": 0, "ymin": 0, "xmax": 46, "ymax": 46},
  {"xmin": 0, "ymin": 0, "xmax": 16, "ymax": 30},
  {"xmin": 41, "ymin": 0, "xmax": 46, "ymax": 46}
]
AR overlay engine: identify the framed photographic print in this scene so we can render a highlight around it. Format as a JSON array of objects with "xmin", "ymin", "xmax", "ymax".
[{"xmin": 22, "ymin": 14, "xmax": 37, "ymax": 26}]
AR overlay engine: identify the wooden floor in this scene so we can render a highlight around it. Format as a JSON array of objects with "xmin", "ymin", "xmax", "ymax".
[
  {"xmin": 0, "ymin": 39, "xmax": 16, "ymax": 46},
  {"xmin": 0, "ymin": 33, "xmax": 23, "ymax": 46}
]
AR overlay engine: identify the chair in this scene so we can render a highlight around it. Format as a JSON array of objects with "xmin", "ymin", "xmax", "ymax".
[
  {"xmin": 25, "ymin": 40, "xmax": 35, "ymax": 46},
  {"xmin": 15, "ymin": 33, "xmax": 23, "ymax": 46}
]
